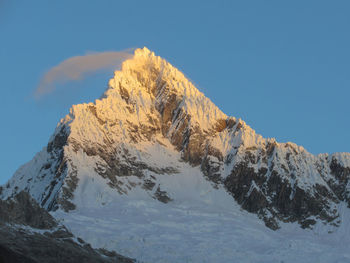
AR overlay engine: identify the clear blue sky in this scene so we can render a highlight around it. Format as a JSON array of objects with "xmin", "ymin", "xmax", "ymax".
[{"xmin": 1, "ymin": 0, "xmax": 349, "ymax": 184}]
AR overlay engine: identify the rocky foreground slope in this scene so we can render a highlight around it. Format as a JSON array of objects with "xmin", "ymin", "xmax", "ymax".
[
  {"xmin": 1, "ymin": 47, "xmax": 350, "ymax": 262},
  {"xmin": 0, "ymin": 191, "xmax": 133, "ymax": 263}
]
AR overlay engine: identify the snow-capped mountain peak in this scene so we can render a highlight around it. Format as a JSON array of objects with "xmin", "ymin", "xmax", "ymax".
[{"xmin": 2, "ymin": 47, "xmax": 350, "ymax": 233}]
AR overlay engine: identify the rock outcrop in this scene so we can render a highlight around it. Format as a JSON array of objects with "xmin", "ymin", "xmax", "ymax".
[{"xmin": 0, "ymin": 192, "xmax": 134, "ymax": 263}]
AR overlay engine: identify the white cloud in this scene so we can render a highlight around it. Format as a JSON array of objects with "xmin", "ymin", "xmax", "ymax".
[{"xmin": 35, "ymin": 50, "xmax": 133, "ymax": 98}]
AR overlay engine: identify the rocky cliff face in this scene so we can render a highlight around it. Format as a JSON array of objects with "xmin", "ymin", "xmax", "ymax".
[
  {"xmin": 0, "ymin": 191, "xmax": 134, "ymax": 263},
  {"xmin": 2, "ymin": 47, "xmax": 350, "ymax": 231}
]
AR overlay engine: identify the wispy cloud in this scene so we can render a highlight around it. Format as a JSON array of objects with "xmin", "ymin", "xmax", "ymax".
[{"xmin": 35, "ymin": 50, "xmax": 133, "ymax": 98}]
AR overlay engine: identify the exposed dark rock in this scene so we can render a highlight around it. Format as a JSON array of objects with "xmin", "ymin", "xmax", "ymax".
[
  {"xmin": 329, "ymin": 157, "xmax": 350, "ymax": 206},
  {"xmin": 182, "ymin": 126, "xmax": 206, "ymax": 166},
  {"xmin": 37, "ymin": 126, "xmax": 76, "ymax": 212},
  {"xmin": 226, "ymin": 118, "xmax": 236, "ymax": 129},
  {"xmin": 213, "ymin": 119, "xmax": 227, "ymax": 133},
  {"xmin": 47, "ymin": 126, "xmax": 68, "ymax": 154},
  {"xmin": 56, "ymin": 161, "xmax": 78, "ymax": 212},
  {"xmin": 119, "ymin": 85, "xmax": 130, "ymax": 103},
  {"xmin": 85, "ymin": 142, "xmax": 178, "ymax": 186},
  {"xmin": 88, "ymin": 105, "xmax": 105, "ymax": 125},
  {"xmin": 223, "ymin": 151, "xmax": 339, "ymax": 229},
  {"xmin": 0, "ymin": 191, "xmax": 57, "ymax": 229},
  {"xmin": 143, "ymin": 179, "xmax": 156, "ymax": 191},
  {"xmin": 0, "ymin": 244, "xmax": 37, "ymax": 263},
  {"xmin": 0, "ymin": 226, "xmax": 134, "ymax": 263},
  {"xmin": 0, "ymin": 192, "xmax": 134, "ymax": 263},
  {"xmin": 154, "ymin": 186, "xmax": 172, "ymax": 203}
]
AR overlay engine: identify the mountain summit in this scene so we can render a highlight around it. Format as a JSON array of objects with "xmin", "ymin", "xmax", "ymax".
[{"xmin": 2, "ymin": 47, "xmax": 350, "ymax": 262}]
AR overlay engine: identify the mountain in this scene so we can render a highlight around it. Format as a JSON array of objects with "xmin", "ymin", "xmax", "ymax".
[
  {"xmin": 0, "ymin": 191, "xmax": 133, "ymax": 263},
  {"xmin": 1, "ymin": 47, "xmax": 350, "ymax": 262}
]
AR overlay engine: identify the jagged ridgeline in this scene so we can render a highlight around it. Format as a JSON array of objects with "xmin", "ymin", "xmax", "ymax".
[{"xmin": 2, "ymin": 47, "xmax": 350, "ymax": 230}]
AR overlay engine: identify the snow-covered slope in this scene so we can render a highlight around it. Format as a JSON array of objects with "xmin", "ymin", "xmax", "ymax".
[{"xmin": 2, "ymin": 47, "xmax": 350, "ymax": 262}]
